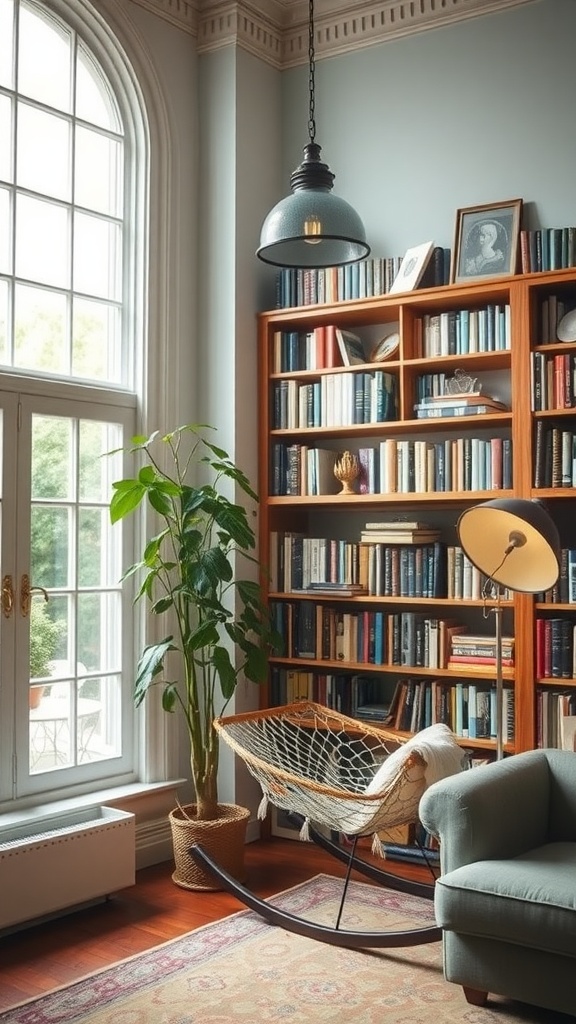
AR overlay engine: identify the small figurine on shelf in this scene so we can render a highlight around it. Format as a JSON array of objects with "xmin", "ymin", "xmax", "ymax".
[{"xmin": 333, "ymin": 451, "xmax": 360, "ymax": 494}]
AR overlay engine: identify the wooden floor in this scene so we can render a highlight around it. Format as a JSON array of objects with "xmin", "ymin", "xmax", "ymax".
[{"xmin": 0, "ymin": 838, "xmax": 430, "ymax": 1012}]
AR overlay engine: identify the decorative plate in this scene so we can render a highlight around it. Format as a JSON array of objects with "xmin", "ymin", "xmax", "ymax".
[
  {"xmin": 370, "ymin": 331, "xmax": 400, "ymax": 363},
  {"xmin": 557, "ymin": 309, "xmax": 576, "ymax": 342}
]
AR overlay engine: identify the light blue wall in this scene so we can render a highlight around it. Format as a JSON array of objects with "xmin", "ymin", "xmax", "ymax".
[{"xmin": 271, "ymin": 0, "xmax": 575, "ymax": 269}]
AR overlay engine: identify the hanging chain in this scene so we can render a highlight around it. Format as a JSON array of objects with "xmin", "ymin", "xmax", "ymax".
[{"xmin": 308, "ymin": 0, "xmax": 316, "ymax": 143}]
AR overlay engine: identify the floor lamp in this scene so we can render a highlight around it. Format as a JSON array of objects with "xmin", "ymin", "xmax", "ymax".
[{"xmin": 457, "ymin": 498, "xmax": 561, "ymax": 759}]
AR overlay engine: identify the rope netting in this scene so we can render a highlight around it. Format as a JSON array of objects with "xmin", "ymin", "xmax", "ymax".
[{"xmin": 215, "ymin": 701, "xmax": 427, "ymax": 846}]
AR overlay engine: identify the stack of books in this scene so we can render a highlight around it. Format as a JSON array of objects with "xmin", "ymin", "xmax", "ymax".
[
  {"xmin": 448, "ymin": 633, "xmax": 515, "ymax": 670},
  {"xmin": 360, "ymin": 520, "xmax": 441, "ymax": 545},
  {"xmin": 413, "ymin": 392, "xmax": 509, "ymax": 419}
]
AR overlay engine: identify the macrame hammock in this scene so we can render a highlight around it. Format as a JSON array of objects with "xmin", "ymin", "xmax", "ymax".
[{"xmin": 189, "ymin": 701, "xmax": 465, "ymax": 949}]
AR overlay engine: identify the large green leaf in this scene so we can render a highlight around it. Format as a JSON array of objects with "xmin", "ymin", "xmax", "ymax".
[
  {"xmin": 134, "ymin": 638, "xmax": 176, "ymax": 705},
  {"xmin": 110, "ymin": 480, "xmax": 146, "ymax": 523},
  {"xmin": 212, "ymin": 644, "xmax": 236, "ymax": 698}
]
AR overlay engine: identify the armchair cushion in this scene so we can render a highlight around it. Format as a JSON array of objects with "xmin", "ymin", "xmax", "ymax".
[{"xmin": 435, "ymin": 841, "xmax": 576, "ymax": 957}]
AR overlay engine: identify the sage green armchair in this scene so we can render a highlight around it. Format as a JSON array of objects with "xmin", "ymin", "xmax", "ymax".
[{"xmin": 419, "ymin": 748, "xmax": 576, "ymax": 1017}]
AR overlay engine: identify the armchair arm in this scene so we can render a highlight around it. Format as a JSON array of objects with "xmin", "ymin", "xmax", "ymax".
[{"xmin": 419, "ymin": 749, "xmax": 551, "ymax": 874}]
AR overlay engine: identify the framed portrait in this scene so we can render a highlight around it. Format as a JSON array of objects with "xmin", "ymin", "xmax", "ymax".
[{"xmin": 451, "ymin": 199, "xmax": 523, "ymax": 284}]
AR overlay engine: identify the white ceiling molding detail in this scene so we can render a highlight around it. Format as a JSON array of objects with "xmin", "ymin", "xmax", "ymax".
[
  {"xmin": 196, "ymin": 3, "xmax": 284, "ymax": 63},
  {"xmin": 131, "ymin": 0, "xmax": 198, "ymax": 36},
  {"xmin": 131, "ymin": 0, "xmax": 535, "ymax": 63}
]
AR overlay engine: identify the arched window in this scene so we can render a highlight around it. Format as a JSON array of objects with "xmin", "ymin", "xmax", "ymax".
[{"xmin": 0, "ymin": 0, "xmax": 145, "ymax": 804}]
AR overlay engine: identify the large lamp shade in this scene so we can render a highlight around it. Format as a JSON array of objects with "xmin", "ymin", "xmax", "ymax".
[{"xmin": 457, "ymin": 498, "xmax": 560, "ymax": 594}]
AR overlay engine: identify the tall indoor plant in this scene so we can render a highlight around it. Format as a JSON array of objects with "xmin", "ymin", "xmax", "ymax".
[{"xmin": 110, "ymin": 424, "xmax": 275, "ymax": 885}]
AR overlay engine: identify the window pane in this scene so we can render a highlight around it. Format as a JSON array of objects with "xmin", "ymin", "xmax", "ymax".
[
  {"xmin": 0, "ymin": 95, "xmax": 13, "ymax": 182},
  {"xmin": 30, "ymin": 506, "xmax": 70, "ymax": 588},
  {"xmin": 78, "ymin": 419, "xmax": 122, "ymax": 502},
  {"xmin": 30, "ymin": 687, "xmax": 72, "ymax": 772},
  {"xmin": 31, "ymin": 415, "xmax": 73, "ymax": 500},
  {"xmin": 76, "ymin": 43, "xmax": 121, "ymax": 132},
  {"xmin": 17, "ymin": 103, "xmax": 71, "ymax": 201},
  {"xmin": 19, "ymin": 2, "xmax": 72, "ymax": 112},
  {"xmin": 79, "ymin": 675, "xmax": 121, "ymax": 764},
  {"xmin": 14, "ymin": 283, "xmax": 67, "ymax": 373},
  {"xmin": 0, "ymin": 280, "xmax": 8, "ymax": 362},
  {"xmin": 72, "ymin": 298, "xmax": 121, "ymax": 383},
  {"xmin": 0, "ymin": 187, "xmax": 11, "ymax": 274},
  {"xmin": 78, "ymin": 507, "xmax": 121, "ymax": 587},
  {"xmin": 78, "ymin": 592, "xmax": 121, "ymax": 672},
  {"xmin": 16, "ymin": 194, "xmax": 69, "ymax": 288},
  {"xmin": 73, "ymin": 212, "xmax": 121, "ymax": 300},
  {"xmin": 0, "ymin": 0, "xmax": 14, "ymax": 89},
  {"xmin": 75, "ymin": 125, "xmax": 122, "ymax": 217}
]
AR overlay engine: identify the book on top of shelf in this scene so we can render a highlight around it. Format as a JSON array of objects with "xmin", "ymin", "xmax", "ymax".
[
  {"xmin": 363, "ymin": 520, "xmax": 432, "ymax": 530},
  {"xmin": 420, "ymin": 393, "xmax": 508, "ymax": 410},
  {"xmin": 360, "ymin": 530, "xmax": 440, "ymax": 544},
  {"xmin": 299, "ymin": 583, "xmax": 368, "ymax": 597},
  {"xmin": 389, "ymin": 240, "xmax": 435, "ymax": 295},
  {"xmin": 414, "ymin": 404, "xmax": 508, "ymax": 419},
  {"xmin": 335, "ymin": 329, "xmax": 366, "ymax": 366}
]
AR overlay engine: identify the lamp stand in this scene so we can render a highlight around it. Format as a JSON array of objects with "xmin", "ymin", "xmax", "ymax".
[{"xmin": 483, "ymin": 580, "xmax": 505, "ymax": 760}]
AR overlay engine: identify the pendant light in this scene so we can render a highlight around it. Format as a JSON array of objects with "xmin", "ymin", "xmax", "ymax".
[{"xmin": 256, "ymin": 0, "xmax": 370, "ymax": 269}]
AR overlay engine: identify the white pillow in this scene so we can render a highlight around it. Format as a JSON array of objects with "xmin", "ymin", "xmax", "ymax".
[{"xmin": 365, "ymin": 722, "xmax": 464, "ymax": 795}]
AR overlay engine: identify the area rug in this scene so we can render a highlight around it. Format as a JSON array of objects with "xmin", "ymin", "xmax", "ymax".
[{"xmin": 0, "ymin": 874, "xmax": 571, "ymax": 1023}]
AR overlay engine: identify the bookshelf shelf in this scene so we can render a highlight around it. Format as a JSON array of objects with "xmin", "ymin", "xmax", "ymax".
[{"xmin": 259, "ymin": 268, "xmax": 576, "ymax": 758}]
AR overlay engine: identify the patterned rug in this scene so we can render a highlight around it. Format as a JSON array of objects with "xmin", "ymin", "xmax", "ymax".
[{"xmin": 0, "ymin": 873, "xmax": 571, "ymax": 1023}]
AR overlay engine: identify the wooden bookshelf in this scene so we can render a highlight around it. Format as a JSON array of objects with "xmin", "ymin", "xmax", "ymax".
[{"xmin": 258, "ymin": 267, "xmax": 576, "ymax": 760}]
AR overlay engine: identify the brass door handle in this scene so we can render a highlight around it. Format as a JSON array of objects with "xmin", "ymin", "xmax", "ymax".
[
  {"xmin": 20, "ymin": 575, "xmax": 49, "ymax": 617},
  {"xmin": 2, "ymin": 575, "xmax": 13, "ymax": 618}
]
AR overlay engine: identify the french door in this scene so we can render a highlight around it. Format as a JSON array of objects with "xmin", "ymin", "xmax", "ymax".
[{"xmin": 0, "ymin": 383, "xmax": 136, "ymax": 801}]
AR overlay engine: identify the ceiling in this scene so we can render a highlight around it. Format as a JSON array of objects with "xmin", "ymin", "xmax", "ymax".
[{"xmin": 133, "ymin": 0, "xmax": 535, "ymax": 67}]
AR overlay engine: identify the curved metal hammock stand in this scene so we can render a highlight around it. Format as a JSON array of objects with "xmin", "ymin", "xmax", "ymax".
[{"xmin": 189, "ymin": 701, "xmax": 447, "ymax": 949}]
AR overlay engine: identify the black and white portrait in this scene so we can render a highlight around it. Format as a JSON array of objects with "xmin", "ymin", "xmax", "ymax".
[{"xmin": 452, "ymin": 200, "xmax": 522, "ymax": 284}]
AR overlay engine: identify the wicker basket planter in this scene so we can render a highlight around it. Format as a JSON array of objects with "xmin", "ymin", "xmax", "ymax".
[{"xmin": 169, "ymin": 803, "xmax": 250, "ymax": 891}]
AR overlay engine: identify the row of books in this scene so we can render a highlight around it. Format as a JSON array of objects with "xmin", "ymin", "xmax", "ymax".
[
  {"xmin": 531, "ymin": 351, "xmax": 576, "ymax": 411},
  {"xmin": 274, "ymin": 248, "xmax": 451, "ymax": 309},
  {"xmin": 538, "ymin": 294, "xmax": 576, "ymax": 345},
  {"xmin": 269, "ymin": 531, "xmax": 513, "ymax": 600},
  {"xmin": 357, "ymin": 436, "xmax": 512, "ymax": 495},
  {"xmin": 269, "ymin": 533, "xmax": 361, "ymax": 592},
  {"xmin": 536, "ymin": 689, "xmax": 576, "ymax": 749},
  {"xmin": 446, "ymin": 546, "xmax": 511, "ymax": 601},
  {"xmin": 267, "ymin": 668, "xmax": 515, "ymax": 746},
  {"xmin": 270, "ymin": 601, "xmax": 502, "ymax": 672},
  {"xmin": 535, "ymin": 618, "xmax": 576, "ymax": 679},
  {"xmin": 271, "ymin": 325, "xmax": 371, "ymax": 373},
  {"xmin": 385, "ymin": 677, "xmax": 515, "ymax": 742},
  {"xmin": 268, "ymin": 668, "xmax": 391, "ymax": 720},
  {"xmin": 533, "ymin": 421, "xmax": 576, "ymax": 488},
  {"xmin": 273, "ymin": 240, "xmax": 572, "ymax": 313},
  {"xmin": 415, "ymin": 305, "xmax": 511, "ymax": 358},
  {"xmin": 519, "ymin": 227, "xmax": 576, "ymax": 275},
  {"xmin": 271, "ymin": 369, "xmax": 398, "ymax": 429},
  {"xmin": 538, "ymin": 549, "xmax": 576, "ymax": 604}
]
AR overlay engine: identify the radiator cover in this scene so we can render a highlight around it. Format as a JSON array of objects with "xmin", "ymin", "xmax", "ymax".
[{"xmin": 0, "ymin": 805, "xmax": 135, "ymax": 931}]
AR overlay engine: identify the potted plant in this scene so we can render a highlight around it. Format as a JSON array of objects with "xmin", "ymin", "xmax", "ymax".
[{"xmin": 110, "ymin": 423, "xmax": 276, "ymax": 889}]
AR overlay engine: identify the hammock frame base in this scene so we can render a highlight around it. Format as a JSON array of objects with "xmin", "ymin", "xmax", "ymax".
[{"xmin": 189, "ymin": 830, "xmax": 441, "ymax": 949}]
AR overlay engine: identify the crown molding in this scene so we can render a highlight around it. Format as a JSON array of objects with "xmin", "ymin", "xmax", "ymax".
[{"xmin": 130, "ymin": 0, "xmax": 535, "ymax": 64}]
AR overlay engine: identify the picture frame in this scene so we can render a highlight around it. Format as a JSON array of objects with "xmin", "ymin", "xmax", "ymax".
[
  {"xmin": 451, "ymin": 199, "xmax": 523, "ymax": 284},
  {"xmin": 389, "ymin": 240, "xmax": 434, "ymax": 294}
]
